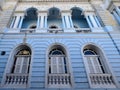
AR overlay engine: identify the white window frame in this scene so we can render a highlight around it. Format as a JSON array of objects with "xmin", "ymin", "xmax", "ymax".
[
  {"xmin": 82, "ymin": 46, "xmax": 116, "ymax": 88},
  {"xmin": 14, "ymin": 55, "xmax": 30, "ymax": 74},
  {"xmin": 46, "ymin": 46, "xmax": 73, "ymax": 88},
  {"xmin": 1, "ymin": 45, "xmax": 32, "ymax": 88}
]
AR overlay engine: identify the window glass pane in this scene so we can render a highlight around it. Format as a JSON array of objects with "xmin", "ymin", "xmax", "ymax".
[
  {"xmin": 14, "ymin": 57, "xmax": 22, "ymax": 73},
  {"xmin": 84, "ymin": 50, "xmax": 96, "ymax": 55}
]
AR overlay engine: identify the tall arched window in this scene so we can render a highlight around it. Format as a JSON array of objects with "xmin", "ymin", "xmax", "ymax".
[
  {"xmin": 83, "ymin": 44, "xmax": 116, "ymax": 88},
  {"xmin": 71, "ymin": 7, "xmax": 89, "ymax": 28},
  {"xmin": 47, "ymin": 7, "xmax": 62, "ymax": 30},
  {"xmin": 4, "ymin": 45, "xmax": 31, "ymax": 88},
  {"xmin": 46, "ymin": 45, "xmax": 72, "ymax": 88},
  {"xmin": 21, "ymin": 7, "xmax": 38, "ymax": 29}
]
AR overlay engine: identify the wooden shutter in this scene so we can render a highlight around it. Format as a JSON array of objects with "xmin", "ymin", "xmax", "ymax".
[
  {"xmin": 21, "ymin": 56, "xmax": 30, "ymax": 73},
  {"xmin": 85, "ymin": 55, "xmax": 103, "ymax": 74},
  {"xmin": 14, "ymin": 57, "xmax": 23, "ymax": 73},
  {"xmin": 58, "ymin": 56, "xmax": 65, "ymax": 73},
  {"xmin": 50, "ymin": 56, "xmax": 66, "ymax": 74},
  {"xmin": 51, "ymin": 57, "xmax": 57, "ymax": 73},
  {"xmin": 14, "ymin": 56, "xmax": 30, "ymax": 73},
  {"xmin": 86, "ymin": 56, "xmax": 95, "ymax": 73},
  {"xmin": 92, "ymin": 56, "xmax": 103, "ymax": 73}
]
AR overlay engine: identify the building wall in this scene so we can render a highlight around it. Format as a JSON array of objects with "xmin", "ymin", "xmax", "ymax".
[{"xmin": 0, "ymin": 0, "xmax": 120, "ymax": 90}]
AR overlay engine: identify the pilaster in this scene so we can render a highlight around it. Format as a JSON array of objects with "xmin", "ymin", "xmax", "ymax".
[
  {"xmin": 84, "ymin": 11, "xmax": 103, "ymax": 32},
  {"xmin": 61, "ymin": 10, "xmax": 75, "ymax": 32},
  {"xmin": 36, "ymin": 11, "xmax": 47, "ymax": 33}
]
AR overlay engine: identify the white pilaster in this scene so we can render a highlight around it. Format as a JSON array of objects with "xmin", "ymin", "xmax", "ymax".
[
  {"xmin": 61, "ymin": 11, "xmax": 71, "ymax": 28},
  {"xmin": 94, "ymin": 16, "xmax": 101, "ymax": 27},
  {"xmin": 89, "ymin": 15, "xmax": 98, "ymax": 28},
  {"xmin": 18, "ymin": 16, "xmax": 24, "ymax": 29},
  {"xmin": 13, "ymin": 15, "xmax": 20, "ymax": 29},
  {"xmin": 61, "ymin": 11, "xmax": 75, "ymax": 32},
  {"xmin": 45, "ymin": 16, "xmax": 47, "ymax": 28},
  {"xmin": 69, "ymin": 15, "xmax": 74, "ymax": 28},
  {"xmin": 36, "ymin": 11, "xmax": 47, "ymax": 33},
  {"xmin": 113, "ymin": 11, "xmax": 120, "ymax": 24},
  {"xmin": 116, "ymin": 7, "xmax": 120, "ymax": 16},
  {"xmin": 86, "ymin": 16, "xmax": 93, "ymax": 29},
  {"xmin": 62, "ymin": 16, "xmax": 65, "ymax": 28},
  {"xmin": 65, "ymin": 15, "xmax": 71, "ymax": 28},
  {"xmin": 40, "ymin": 16, "xmax": 44, "ymax": 28},
  {"xmin": 37, "ymin": 16, "xmax": 40, "ymax": 29},
  {"xmin": 10, "ymin": 16, "xmax": 16, "ymax": 28},
  {"xmin": 84, "ymin": 12, "xmax": 104, "ymax": 32}
]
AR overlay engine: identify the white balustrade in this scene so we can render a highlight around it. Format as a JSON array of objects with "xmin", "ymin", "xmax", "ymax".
[
  {"xmin": 48, "ymin": 74, "xmax": 71, "ymax": 86},
  {"xmin": 5, "ymin": 73, "xmax": 28, "ymax": 85},
  {"xmin": 20, "ymin": 29, "xmax": 35, "ymax": 33},
  {"xmin": 48, "ymin": 28, "xmax": 63, "ymax": 33},
  {"xmin": 75, "ymin": 28, "xmax": 91, "ymax": 33},
  {"xmin": 89, "ymin": 73, "xmax": 115, "ymax": 87}
]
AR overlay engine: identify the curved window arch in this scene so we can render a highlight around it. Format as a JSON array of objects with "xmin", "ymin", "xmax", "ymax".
[
  {"xmin": 21, "ymin": 7, "xmax": 38, "ymax": 29},
  {"xmin": 46, "ymin": 45, "xmax": 72, "ymax": 88},
  {"xmin": 4, "ymin": 45, "xmax": 31, "ymax": 88},
  {"xmin": 82, "ymin": 44, "xmax": 116, "ymax": 88},
  {"xmin": 84, "ymin": 49, "xmax": 96, "ymax": 55},
  {"xmin": 71, "ymin": 7, "xmax": 89, "ymax": 28},
  {"xmin": 47, "ymin": 7, "xmax": 62, "ymax": 30}
]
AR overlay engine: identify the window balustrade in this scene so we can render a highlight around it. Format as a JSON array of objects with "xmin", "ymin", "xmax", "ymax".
[
  {"xmin": 48, "ymin": 28, "xmax": 63, "ymax": 33},
  {"xmin": 5, "ymin": 73, "xmax": 28, "ymax": 87},
  {"xmin": 75, "ymin": 28, "xmax": 91, "ymax": 33},
  {"xmin": 90, "ymin": 73, "xmax": 116, "ymax": 88},
  {"xmin": 48, "ymin": 73, "xmax": 71, "ymax": 87}
]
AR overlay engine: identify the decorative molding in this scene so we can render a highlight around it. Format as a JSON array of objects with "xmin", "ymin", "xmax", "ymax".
[{"xmin": 19, "ymin": 0, "xmax": 90, "ymax": 2}]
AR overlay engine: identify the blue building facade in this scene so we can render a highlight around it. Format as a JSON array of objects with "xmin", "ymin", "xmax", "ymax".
[{"xmin": 0, "ymin": 0, "xmax": 120, "ymax": 90}]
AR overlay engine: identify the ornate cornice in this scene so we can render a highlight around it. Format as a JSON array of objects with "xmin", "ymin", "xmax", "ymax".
[{"xmin": 19, "ymin": 0, "xmax": 90, "ymax": 2}]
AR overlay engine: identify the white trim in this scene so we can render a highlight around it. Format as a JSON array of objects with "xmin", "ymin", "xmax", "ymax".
[
  {"xmin": 81, "ymin": 42, "xmax": 118, "ymax": 88},
  {"xmin": 1, "ymin": 43, "xmax": 33, "ymax": 88},
  {"xmin": 45, "ymin": 43, "xmax": 74, "ymax": 88}
]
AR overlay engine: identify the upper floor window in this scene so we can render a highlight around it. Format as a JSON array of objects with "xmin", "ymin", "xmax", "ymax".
[
  {"xmin": 22, "ymin": 7, "xmax": 38, "ymax": 29},
  {"xmin": 111, "ymin": 7, "xmax": 120, "ymax": 25},
  {"xmin": 83, "ymin": 44, "xmax": 116, "ymax": 88},
  {"xmin": 3, "ymin": 45, "xmax": 31, "ymax": 88},
  {"xmin": 46, "ymin": 45, "xmax": 72, "ymax": 88},
  {"xmin": 71, "ymin": 7, "xmax": 89, "ymax": 29},
  {"xmin": 48, "ymin": 7, "xmax": 62, "ymax": 30}
]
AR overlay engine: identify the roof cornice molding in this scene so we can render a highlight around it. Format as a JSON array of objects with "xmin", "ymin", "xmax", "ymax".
[{"xmin": 18, "ymin": 0, "xmax": 90, "ymax": 2}]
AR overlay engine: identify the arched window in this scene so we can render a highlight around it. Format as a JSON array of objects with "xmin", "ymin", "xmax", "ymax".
[
  {"xmin": 47, "ymin": 45, "xmax": 72, "ymax": 88},
  {"xmin": 71, "ymin": 7, "xmax": 89, "ymax": 28},
  {"xmin": 47, "ymin": 7, "xmax": 62, "ymax": 30},
  {"xmin": 111, "ymin": 7, "xmax": 120, "ymax": 25},
  {"xmin": 21, "ymin": 7, "xmax": 38, "ymax": 29},
  {"xmin": 4, "ymin": 45, "xmax": 31, "ymax": 88},
  {"xmin": 83, "ymin": 44, "xmax": 116, "ymax": 88}
]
